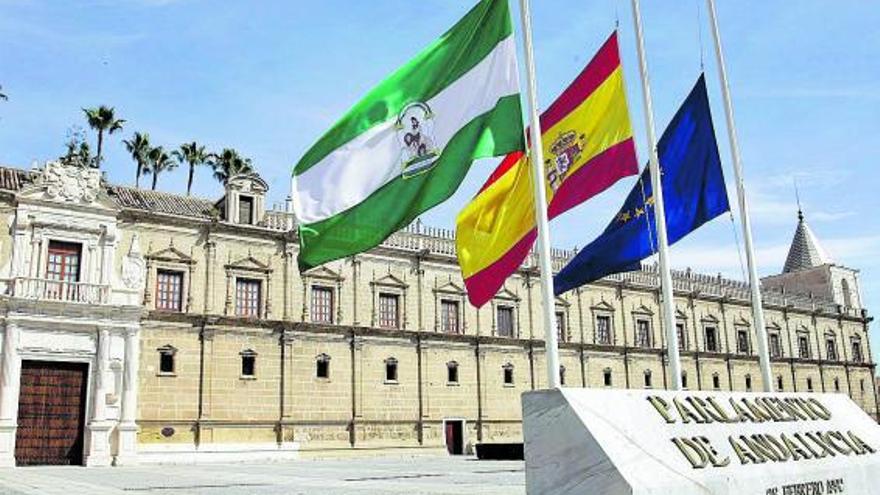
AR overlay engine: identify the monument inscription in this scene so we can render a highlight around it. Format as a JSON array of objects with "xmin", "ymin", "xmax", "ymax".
[{"xmin": 522, "ymin": 389, "xmax": 880, "ymax": 495}]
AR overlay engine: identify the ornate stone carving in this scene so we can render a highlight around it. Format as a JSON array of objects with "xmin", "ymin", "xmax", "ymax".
[
  {"xmin": 42, "ymin": 161, "xmax": 102, "ymax": 204},
  {"xmin": 122, "ymin": 233, "xmax": 146, "ymax": 290}
]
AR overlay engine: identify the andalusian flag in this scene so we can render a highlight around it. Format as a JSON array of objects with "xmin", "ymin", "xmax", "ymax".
[
  {"xmin": 456, "ymin": 32, "xmax": 638, "ymax": 307},
  {"xmin": 293, "ymin": 0, "xmax": 523, "ymax": 271}
]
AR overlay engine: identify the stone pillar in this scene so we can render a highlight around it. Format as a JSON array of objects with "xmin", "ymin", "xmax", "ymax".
[
  {"xmin": 204, "ymin": 239, "xmax": 216, "ymax": 314},
  {"xmin": 28, "ymin": 234, "xmax": 41, "ymax": 278},
  {"xmin": 116, "ymin": 327, "xmax": 140, "ymax": 465},
  {"xmin": 84, "ymin": 327, "xmax": 113, "ymax": 467},
  {"xmin": 0, "ymin": 323, "xmax": 22, "ymax": 467}
]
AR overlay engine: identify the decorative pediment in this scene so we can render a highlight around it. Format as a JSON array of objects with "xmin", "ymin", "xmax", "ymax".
[
  {"xmin": 766, "ymin": 321, "xmax": 782, "ymax": 331},
  {"xmin": 632, "ymin": 304, "xmax": 653, "ymax": 316},
  {"xmin": 304, "ymin": 264, "xmax": 343, "ymax": 281},
  {"xmin": 701, "ymin": 314, "xmax": 720, "ymax": 324},
  {"xmin": 226, "ymin": 254, "xmax": 271, "ymax": 273},
  {"xmin": 147, "ymin": 242, "xmax": 195, "ymax": 265},
  {"xmin": 372, "ymin": 272, "xmax": 408, "ymax": 289},
  {"xmin": 434, "ymin": 279, "xmax": 466, "ymax": 295},
  {"xmin": 227, "ymin": 173, "xmax": 268, "ymax": 194},
  {"xmin": 734, "ymin": 316, "xmax": 751, "ymax": 327},
  {"xmin": 675, "ymin": 308, "xmax": 688, "ymax": 320},
  {"xmin": 555, "ymin": 295, "xmax": 570, "ymax": 308},
  {"xmin": 494, "ymin": 286, "xmax": 520, "ymax": 302},
  {"xmin": 591, "ymin": 300, "xmax": 615, "ymax": 313},
  {"xmin": 19, "ymin": 161, "xmax": 118, "ymax": 210}
]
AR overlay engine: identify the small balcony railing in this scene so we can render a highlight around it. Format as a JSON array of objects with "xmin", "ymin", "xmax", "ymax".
[{"xmin": 9, "ymin": 277, "xmax": 110, "ymax": 305}]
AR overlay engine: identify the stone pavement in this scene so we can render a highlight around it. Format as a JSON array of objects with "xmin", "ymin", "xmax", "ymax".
[{"xmin": 0, "ymin": 456, "xmax": 525, "ymax": 495}]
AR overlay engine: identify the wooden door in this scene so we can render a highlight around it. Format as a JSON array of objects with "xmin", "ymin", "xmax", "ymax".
[
  {"xmin": 445, "ymin": 421, "xmax": 463, "ymax": 455},
  {"xmin": 15, "ymin": 361, "xmax": 89, "ymax": 466}
]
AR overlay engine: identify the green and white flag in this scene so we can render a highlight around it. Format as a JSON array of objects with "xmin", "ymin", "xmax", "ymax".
[{"xmin": 293, "ymin": 0, "xmax": 524, "ymax": 271}]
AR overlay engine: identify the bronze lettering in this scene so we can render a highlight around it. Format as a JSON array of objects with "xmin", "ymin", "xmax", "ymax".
[
  {"xmin": 706, "ymin": 396, "xmax": 739, "ymax": 423},
  {"xmin": 847, "ymin": 431, "xmax": 876, "ymax": 454},
  {"xmin": 806, "ymin": 398, "xmax": 832, "ymax": 420},
  {"xmin": 793, "ymin": 432, "xmax": 823, "ymax": 459},
  {"xmin": 729, "ymin": 435, "xmax": 762, "ymax": 465},
  {"xmin": 730, "ymin": 398, "xmax": 760, "ymax": 423},
  {"xmin": 695, "ymin": 436, "xmax": 730, "ymax": 467},
  {"xmin": 674, "ymin": 397, "xmax": 706, "ymax": 424},
  {"xmin": 672, "ymin": 437, "xmax": 709, "ymax": 469},
  {"xmin": 647, "ymin": 396, "xmax": 675, "ymax": 424},
  {"xmin": 803, "ymin": 432, "xmax": 836, "ymax": 458},
  {"xmin": 781, "ymin": 433, "xmax": 812, "ymax": 461}
]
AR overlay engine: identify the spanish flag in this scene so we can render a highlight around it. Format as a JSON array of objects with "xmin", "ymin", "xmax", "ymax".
[{"xmin": 456, "ymin": 32, "xmax": 638, "ymax": 307}]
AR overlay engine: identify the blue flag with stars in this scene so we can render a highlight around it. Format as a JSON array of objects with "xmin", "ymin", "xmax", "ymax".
[{"xmin": 554, "ymin": 75, "xmax": 730, "ymax": 295}]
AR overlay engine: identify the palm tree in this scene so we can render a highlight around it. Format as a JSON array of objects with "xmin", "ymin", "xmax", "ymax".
[
  {"xmin": 211, "ymin": 148, "xmax": 254, "ymax": 185},
  {"xmin": 147, "ymin": 146, "xmax": 176, "ymax": 191},
  {"xmin": 173, "ymin": 142, "xmax": 210, "ymax": 196},
  {"xmin": 122, "ymin": 132, "xmax": 151, "ymax": 188},
  {"xmin": 82, "ymin": 105, "xmax": 125, "ymax": 166}
]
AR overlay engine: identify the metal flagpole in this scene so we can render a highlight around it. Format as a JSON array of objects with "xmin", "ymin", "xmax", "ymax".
[
  {"xmin": 706, "ymin": 0, "xmax": 773, "ymax": 392},
  {"xmin": 518, "ymin": 0, "xmax": 560, "ymax": 389},
  {"xmin": 630, "ymin": 0, "xmax": 683, "ymax": 390}
]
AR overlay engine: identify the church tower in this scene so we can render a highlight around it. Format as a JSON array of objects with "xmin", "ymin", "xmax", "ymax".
[{"xmin": 762, "ymin": 209, "xmax": 862, "ymax": 310}]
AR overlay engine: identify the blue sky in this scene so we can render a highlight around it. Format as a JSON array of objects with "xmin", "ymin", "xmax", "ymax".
[{"xmin": 1, "ymin": 1, "xmax": 878, "ymax": 360}]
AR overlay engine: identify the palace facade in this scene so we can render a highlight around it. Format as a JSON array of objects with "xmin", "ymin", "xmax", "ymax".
[{"xmin": 0, "ymin": 160, "xmax": 873, "ymax": 466}]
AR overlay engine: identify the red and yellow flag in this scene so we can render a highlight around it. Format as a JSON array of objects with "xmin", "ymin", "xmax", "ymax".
[{"xmin": 456, "ymin": 32, "xmax": 638, "ymax": 307}]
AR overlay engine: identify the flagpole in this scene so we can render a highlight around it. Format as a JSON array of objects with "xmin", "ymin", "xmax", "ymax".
[
  {"xmin": 706, "ymin": 0, "xmax": 773, "ymax": 392},
  {"xmin": 630, "ymin": 0, "xmax": 683, "ymax": 390},
  {"xmin": 518, "ymin": 0, "xmax": 560, "ymax": 389}
]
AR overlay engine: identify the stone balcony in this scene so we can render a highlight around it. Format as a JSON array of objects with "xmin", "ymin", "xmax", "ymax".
[{"xmin": 5, "ymin": 277, "xmax": 110, "ymax": 305}]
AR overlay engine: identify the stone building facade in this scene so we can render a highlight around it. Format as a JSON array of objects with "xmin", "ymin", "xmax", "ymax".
[{"xmin": 0, "ymin": 160, "xmax": 874, "ymax": 466}]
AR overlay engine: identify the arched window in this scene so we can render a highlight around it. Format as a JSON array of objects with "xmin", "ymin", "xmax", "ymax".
[
  {"xmin": 559, "ymin": 366, "xmax": 566, "ymax": 386},
  {"xmin": 447, "ymin": 361, "xmax": 459, "ymax": 384},
  {"xmin": 777, "ymin": 375, "xmax": 784, "ymax": 391},
  {"xmin": 240, "ymin": 349, "xmax": 257, "ymax": 378},
  {"xmin": 842, "ymin": 278, "xmax": 853, "ymax": 308},
  {"xmin": 712, "ymin": 373, "xmax": 721, "ymax": 390},
  {"xmin": 316, "ymin": 353, "xmax": 331, "ymax": 379},
  {"xmin": 157, "ymin": 344, "xmax": 177, "ymax": 375},
  {"xmin": 502, "ymin": 363, "xmax": 514, "ymax": 386},
  {"xmin": 643, "ymin": 370, "xmax": 652, "ymax": 388},
  {"xmin": 681, "ymin": 371, "xmax": 688, "ymax": 389},
  {"xmin": 384, "ymin": 357, "xmax": 398, "ymax": 383},
  {"xmin": 603, "ymin": 368, "xmax": 613, "ymax": 387},
  {"xmin": 744, "ymin": 374, "xmax": 752, "ymax": 392}
]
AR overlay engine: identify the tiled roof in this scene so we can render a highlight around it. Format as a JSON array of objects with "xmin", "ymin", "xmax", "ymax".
[
  {"xmin": 0, "ymin": 165, "xmax": 219, "ymax": 220},
  {"xmin": 108, "ymin": 186, "xmax": 218, "ymax": 220},
  {"xmin": 782, "ymin": 210, "xmax": 832, "ymax": 273}
]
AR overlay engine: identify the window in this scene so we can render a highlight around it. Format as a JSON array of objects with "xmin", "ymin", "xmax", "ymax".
[
  {"xmin": 834, "ymin": 378, "xmax": 841, "ymax": 392},
  {"xmin": 826, "ymin": 336, "xmax": 838, "ymax": 361},
  {"xmin": 316, "ymin": 354, "xmax": 330, "ymax": 379},
  {"xmin": 240, "ymin": 349, "xmax": 256, "ymax": 378},
  {"xmin": 644, "ymin": 370, "xmax": 652, "ymax": 388},
  {"xmin": 842, "ymin": 278, "xmax": 853, "ymax": 308},
  {"xmin": 603, "ymin": 368, "xmax": 612, "ymax": 387},
  {"xmin": 496, "ymin": 306, "xmax": 514, "ymax": 337},
  {"xmin": 635, "ymin": 320, "xmax": 651, "ymax": 348},
  {"xmin": 681, "ymin": 372, "xmax": 688, "ymax": 389},
  {"xmin": 777, "ymin": 376, "xmax": 784, "ymax": 391},
  {"xmin": 235, "ymin": 278, "xmax": 262, "ymax": 317},
  {"xmin": 676, "ymin": 323, "xmax": 686, "ymax": 350},
  {"xmin": 736, "ymin": 329, "xmax": 750, "ymax": 354},
  {"xmin": 745, "ymin": 374, "xmax": 752, "ymax": 392},
  {"xmin": 311, "ymin": 286, "xmax": 334, "ymax": 324},
  {"xmin": 798, "ymin": 334, "xmax": 811, "ymax": 359},
  {"xmin": 46, "ymin": 241, "xmax": 81, "ymax": 299},
  {"xmin": 158, "ymin": 345, "xmax": 176, "ymax": 375},
  {"xmin": 712, "ymin": 373, "xmax": 721, "ymax": 390},
  {"xmin": 447, "ymin": 361, "xmax": 459, "ymax": 384},
  {"xmin": 239, "ymin": 195, "xmax": 254, "ymax": 224},
  {"xmin": 769, "ymin": 333, "xmax": 782, "ymax": 358},
  {"xmin": 556, "ymin": 311, "xmax": 567, "ymax": 343},
  {"xmin": 441, "ymin": 299, "xmax": 460, "ymax": 334},
  {"xmin": 861, "ymin": 379, "xmax": 866, "ymax": 393},
  {"xmin": 378, "ymin": 293, "xmax": 400, "ymax": 329},
  {"xmin": 156, "ymin": 270, "xmax": 184, "ymax": 311},
  {"xmin": 806, "ymin": 377, "xmax": 814, "ymax": 392},
  {"xmin": 559, "ymin": 366, "xmax": 566, "ymax": 386},
  {"xmin": 385, "ymin": 357, "xmax": 398, "ymax": 383},
  {"xmin": 852, "ymin": 339, "xmax": 864, "ymax": 363},
  {"xmin": 503, "ymin": 363, "xmax": 514, "ymax": 386},
  {"xmin": 705, "ymin": 326, "xmax": 718, "ymax": 352},
  {"xmin": 596, "ymin": 315, "xmax": 612, "ymax": 345}
]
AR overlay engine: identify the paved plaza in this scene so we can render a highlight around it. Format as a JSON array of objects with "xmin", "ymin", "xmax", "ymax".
[{"xmin": 0, "ymin": 456, "xmax": 525, "ymax": 495}]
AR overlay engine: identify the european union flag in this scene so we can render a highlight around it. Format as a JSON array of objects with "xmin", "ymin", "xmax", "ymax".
[{"xmin": 554, "ymin": 75, "xmax": 730, "ymax": 295}]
